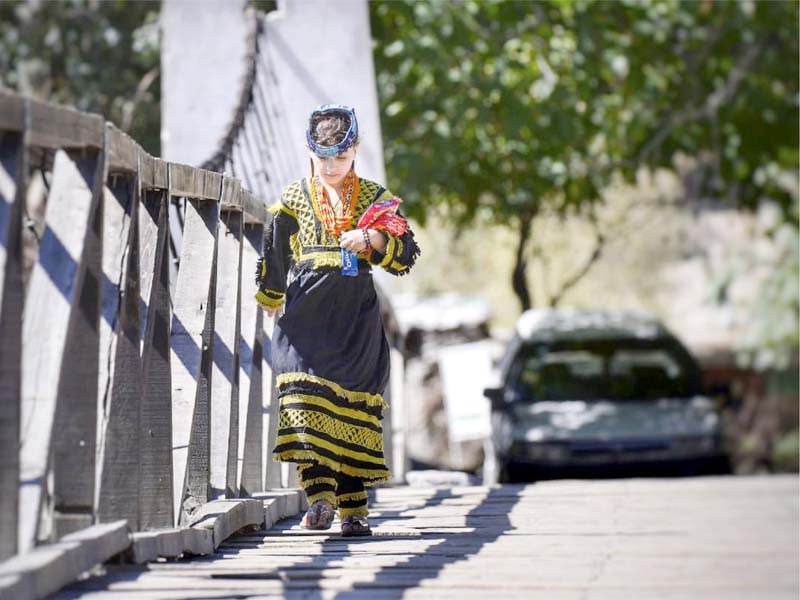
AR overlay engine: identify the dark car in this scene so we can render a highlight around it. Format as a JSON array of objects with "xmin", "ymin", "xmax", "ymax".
[{"xmin": 483, "ymin": 309, "xmax": 730, "ymax": 482}]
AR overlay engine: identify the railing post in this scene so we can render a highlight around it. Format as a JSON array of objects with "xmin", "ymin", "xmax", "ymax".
[
  {"xmin": 97, "ymin": 172, "xmax": 142, "ymax": 529},
  {"xmin": 169, "ymin": 172, "xmax": 220, "ymax": 524},
  {"xmin": 50, "ymin": 141, "xmax": 106, "ymax": 539},
  {"xmin": 138, "ymin": 187, "xmax": 175, "ymax": 530},
  {"xmin": 0, "ymin": 98, "xmax": 28, "ymax": 560},
  {"xmin": 19, "ymin": 140, "xmax": 105, "ymax": 550},
  {"xmin": 210, "ymin": 208, "xmax": 243, "ymax": 499},
  {"xmin": 240, "ymin": 223, "xmax": 265, "ymax": 495}
]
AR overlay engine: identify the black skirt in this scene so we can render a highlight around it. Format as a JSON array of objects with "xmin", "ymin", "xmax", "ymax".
[{"xmin": 271, "ymin": 262, "xmax": 391, "ymax": 484}]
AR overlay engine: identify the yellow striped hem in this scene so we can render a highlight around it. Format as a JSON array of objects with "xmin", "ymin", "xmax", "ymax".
[
  {"xmin": 273, "ymin": 449, "xmax": 390, "ymax": 484},
  {"xmin": 301, "ymin": 476, "xmax": 337, "ymax": 489},
  {"xmin": 277, "ymin": 372, "xmax": 387, "ymax": 408},
  {"xmin": 306, "ymin": 490, "xmax": 336, "ymax": 506},
  {"xmin": 279, "ymin": 394, "xmax": 383, "ymax": 429},
  {"xmin": 337, "ymin": 491, "xmax": 367, "ymax": 503},
  {"xmin": 338, "ymin": 505, "xmax": 369, "ymax": 518},
  {"xmin": 275, "ymin": 432, "xmax": 384, "ymax": 467}
]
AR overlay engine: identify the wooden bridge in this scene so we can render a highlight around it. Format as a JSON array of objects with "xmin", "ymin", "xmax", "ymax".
[
  {"xmin": 0, "ymin": 89, "xmax": 391, "ymax": 599},
  {"xmin": 0, "ymin": 90, "xmax": 797, "ymax": 600}
]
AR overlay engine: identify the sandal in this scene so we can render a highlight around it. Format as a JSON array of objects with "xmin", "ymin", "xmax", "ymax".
[
  {"xmin": 300, "ymin": 500, "xmax": 335, "ymax": 530},
  {"xmin": 341, "ymin": 515, "xmax": 371, "ymax": 537}
]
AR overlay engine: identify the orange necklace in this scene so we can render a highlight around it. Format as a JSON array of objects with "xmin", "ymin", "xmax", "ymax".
[{"xmin": 309, "ymin": 170, "xmax": 360, "ymax": 238}]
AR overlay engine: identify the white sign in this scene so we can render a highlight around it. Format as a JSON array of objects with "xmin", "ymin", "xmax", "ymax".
[{"xmin": 438, "ymin": 341, "xmax": 496, "ymax": 443}]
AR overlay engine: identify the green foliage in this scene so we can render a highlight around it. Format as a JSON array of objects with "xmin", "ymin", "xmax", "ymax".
[
  {"xmin": 0, "ymin": 0, "xmax": 161, "ymax": 154},
  {"xmin": 370, "ymin": 0, "xmax": 799, "ymax": 226}
]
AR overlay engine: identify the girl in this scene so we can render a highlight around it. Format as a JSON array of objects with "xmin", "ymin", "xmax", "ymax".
[{"xmin": 256, "ymin": 104, "xmax": 419, "ymax": 536}]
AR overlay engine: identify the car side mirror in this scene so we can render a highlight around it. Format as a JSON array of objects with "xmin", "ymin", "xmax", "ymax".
[
  {"xmin": 483, "ymin": 387, "xmax": 508, "ymax": 411},
  {"xmin": 708, "ymin": 381, "xmax": 740, "ymax": 410}
]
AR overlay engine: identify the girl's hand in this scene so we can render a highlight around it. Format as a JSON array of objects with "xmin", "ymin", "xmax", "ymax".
[
  {"xmin": 339, "ymin": 229, "xmax": 368, "ymax": 252},
  {"xmin": 339, "ymin": 228, "xmax": 387, "ymax": 253},
  {"xmin": 265, "ymin": 305, "xmax": 283, "ymax": 318}
]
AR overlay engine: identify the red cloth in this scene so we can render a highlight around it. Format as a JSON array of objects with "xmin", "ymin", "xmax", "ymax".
[{"xmin": 357, "ymin": 197, "xmax": 408, "ymax": 236}]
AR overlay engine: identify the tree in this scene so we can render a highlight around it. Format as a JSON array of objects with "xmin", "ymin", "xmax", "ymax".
[
  {"xmin": 370, "ymin": 0, "xmax": 798, "ymax": 311},
  {"xmin": 0, "ymin": 0, "xmax": 161, "ymax": 154}
]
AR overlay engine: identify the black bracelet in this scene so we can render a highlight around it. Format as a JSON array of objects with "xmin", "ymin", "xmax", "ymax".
[{"xmin": 362, "ymin": 228, "xmax": 372, "ymax": 250}]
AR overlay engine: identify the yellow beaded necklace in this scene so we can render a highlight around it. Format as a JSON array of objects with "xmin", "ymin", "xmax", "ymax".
[{"xmin": 309, "ymin": 170, "xmax": 360, "ymax": 238}]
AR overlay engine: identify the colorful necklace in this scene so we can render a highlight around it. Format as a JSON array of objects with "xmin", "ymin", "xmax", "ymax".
[{"xmin": 309, "ymin": 170, "xmax": 360, "ymax": 237}]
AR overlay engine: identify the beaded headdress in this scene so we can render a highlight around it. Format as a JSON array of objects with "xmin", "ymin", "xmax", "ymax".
[{"xmin": 306, "ymin": 104, "xmax": 359, "ymax": 158}]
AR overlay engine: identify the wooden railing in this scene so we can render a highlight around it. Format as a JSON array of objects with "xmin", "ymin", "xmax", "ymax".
[{"xmin": 0, "ymin": 90, "xmax": 296, "ymax": 571}]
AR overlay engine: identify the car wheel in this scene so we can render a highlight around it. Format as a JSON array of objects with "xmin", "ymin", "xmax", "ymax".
[{"xmin": 499, "ymin": 460, "xmax": 525, "ymax": 484}]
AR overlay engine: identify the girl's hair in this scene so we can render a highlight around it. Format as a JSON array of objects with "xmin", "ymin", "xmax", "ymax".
[{"xmin": 310, "ymin": 111, "xmax": 357, "ymax": 147}]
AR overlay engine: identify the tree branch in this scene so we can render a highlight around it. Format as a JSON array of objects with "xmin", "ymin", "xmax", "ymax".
[
  {"xmin": 549, "ymin": 208, "xmax": 606, "ymax": 307},
  {"xmin": 512, "ymin": 210, "xmax": 535, "ymax": 312},
  {"xmin": 120, "ymin": 64, "xmax": 159, "ymax": 132},
  {"xmin": 636, "ymin": 39, "xmax": 764, "ymax": 167}
]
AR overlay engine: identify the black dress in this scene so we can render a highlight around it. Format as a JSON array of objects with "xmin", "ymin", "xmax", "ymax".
[{"xmin": 256, "ymin": 176, "xmax": 419, "ymax": 484}]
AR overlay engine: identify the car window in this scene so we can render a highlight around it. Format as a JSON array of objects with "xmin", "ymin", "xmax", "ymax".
[{"xmin": 512, "ymin": 339, "xmax": 697, "ymax": 401}]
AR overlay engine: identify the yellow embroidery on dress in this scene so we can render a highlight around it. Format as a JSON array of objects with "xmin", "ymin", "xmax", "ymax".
[
  {"xmin": 336, "ymin": 491, "xmax": 367, "ymax": 504},
  {"xmin": 390, "ymin": 261, "xmax": 409, "ymax": 272},
  {"xmin": 255, "ymin": 290, "xmax": 285, "ymax": 310},
  {"xmin": 272, "ymin": 448, "xmax": 390, "ymax": 483},
  {"xmin": 301, "ymin": 476, "xmax": 337, "ymax": 489},
  {"xmin": 269, "ymin": 202, "xmax": 297, "ymax": 219},
  {"xmin": 275, "ymin": 431, "xmax": 384, "ymax": 466},
  {"xmin": 279, "ymin": 394, "xmax": 383, "ymax": 428},
  {"xmin": 295, "ymin": 250, "xmax": 342, "ymax": 269},
  {"xmin": 289, "ymin": 232, "xmax": 301, "ymax": 260},
  {"xmin": 279, "ymin": 408, "xmax": 384, "ymax": 453},
  {"xmin": 378, "ymin": 236, "xmax": 396, "ymax": 268},
  {"xmin": 306, "ymin": 489, "xmax": 337, "ymax": 505},
  {"xmin": 277, "ymin": 372, "xmax": 388, "ymax": 408}
]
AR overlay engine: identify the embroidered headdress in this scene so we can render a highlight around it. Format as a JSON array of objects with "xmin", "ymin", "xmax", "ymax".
[{"xmin": 306, "ymin": 104, "xmax": 359, "ymax": 158}]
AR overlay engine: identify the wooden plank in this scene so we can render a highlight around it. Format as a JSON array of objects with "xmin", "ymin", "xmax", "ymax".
[
  {"xmin": 251, "ymin": 489, "xmax": 303, "ymax": 520},
  {"xmin": 0, "ymin": 129, "xmax": 26, "ymax": 560},
  {"xmin": 168, "ymin": 164, "xmax": 222, "ymax": 201},
  {"xmin": 209, "ymin": 211, "xmax": 243, "ymax": 499},
  {"xmin": 239, "ymin": 188, "xmax": 269, "ymax": 225},
  {"xmin": 97, "ymin": 175, "xmax": 142, "ymax": 529},
  {"xmin": 106, "ymin": 124, "xmax": 140, "ymax": 174},
  {"xmin": 0, "ymin": 91, "xmax": 24, "ymax": 132},
  {"xmin": 138, "ymin": 191, "xmax": 174, "ymax": 530},
  {"xmin": 170, "ymin": 198, "xmax": 219, "ymax": 525},
  {"xmin": 95, "ymin": 178, "xmax": 133, "ymax": 473},
  {"xmin": 50, "ymin": 143, "xmax": 107, "ymax": 540},
  {"xmin": 181, "ymin": 528, "xmax": 213, "ymax": 556},
  {"xmin": 0, "ymin": 521, "xmax": 129, "ymax": 600},
  {"xmin": 219, "ymin": 176, "xmax": 241, "ymax": 208},
  {"xmin": 239, "ymin": 224, "xmax": 264, "ymax": 495},
  {"xmin": 19, "ymin": 148, "xmax": 103, "ymax": 551},
  {"xmin": 129, "ymin": 529, "xmax": 182, "ymax": 563},
  {"xmin": 264, "ymin": 371, "xmax": 281, "ymax": 489},
  {"xmin": 27, "ymin": 97, "xmax": 104, "ymax": 150},
  {"xmin": 128, "ymin": 526, "xmax": 214, "ymax": 563},
  {"xmin": 138, "ymin": 153, "xmax": 167, "ymax": 191},
  {"xmin": 188, "ymin": 498, "xmax": 264, "ymax": 550},
  {"xmin": 383, "ymin": 347, "xmax": 407, "ymax": 482}
]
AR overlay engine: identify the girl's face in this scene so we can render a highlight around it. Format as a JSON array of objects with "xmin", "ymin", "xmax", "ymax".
[{"xmin": 307, "ymin": 145, "xmax": 357, "ymax": 188}]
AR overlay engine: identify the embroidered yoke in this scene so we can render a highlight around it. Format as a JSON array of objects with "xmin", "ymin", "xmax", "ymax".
[{"xmin": 256, "ymin": 176, "xmax": 419, "ymax": 485}]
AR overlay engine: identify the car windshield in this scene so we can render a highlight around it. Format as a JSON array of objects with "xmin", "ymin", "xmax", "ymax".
[{"xmin": 512, "ymin": 338, "xmax": 700, "ymax": 401}]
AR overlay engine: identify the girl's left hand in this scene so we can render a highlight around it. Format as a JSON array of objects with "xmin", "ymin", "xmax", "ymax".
[{"xmin": 339, "ymin": 229, "xmax": 368, "ymax": 253}]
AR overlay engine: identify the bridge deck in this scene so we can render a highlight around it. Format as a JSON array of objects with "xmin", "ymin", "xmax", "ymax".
[{"xmin": 54, "ymin": 476, "xmax": 798, "ymax": 599}]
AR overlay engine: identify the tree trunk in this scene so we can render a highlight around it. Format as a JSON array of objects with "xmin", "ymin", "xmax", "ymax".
[{"xmin": 512, "ymin": 211, "xmax": 534, "ymax": 312}]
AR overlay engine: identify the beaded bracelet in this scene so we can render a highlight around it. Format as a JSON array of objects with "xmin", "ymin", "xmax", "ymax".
[{"xmin": 362, "ymin": 228, "xmax": 372, "ymax": 250}]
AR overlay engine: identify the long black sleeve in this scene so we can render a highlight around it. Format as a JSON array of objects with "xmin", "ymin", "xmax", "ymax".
[{"xmin": 255, "ymin": 204, "xmax": 299, "ymax": 310}]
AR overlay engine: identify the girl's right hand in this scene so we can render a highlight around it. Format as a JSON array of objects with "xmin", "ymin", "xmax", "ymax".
[{"xmin": 265, "ymin": 305, "xmax": 282, "ymax": 318}]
